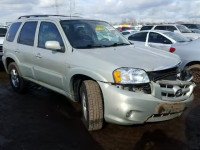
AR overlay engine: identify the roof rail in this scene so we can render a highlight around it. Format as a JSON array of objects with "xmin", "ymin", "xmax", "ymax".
[{"xmin": 18, "ymin": 15, "xmax": 81, "ymax": 19}]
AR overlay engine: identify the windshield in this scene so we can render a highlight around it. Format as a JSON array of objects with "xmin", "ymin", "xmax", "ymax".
[
  {"xmin": 164, "ymin": 32, "xmax": 190, "ymax": 42},
  {"xmin": 60, "ymin": 20, "xmax": 130, "ymax": 49},
  {"xmin": 197, "ymin": 24, "xmax": 200, "ymax": 29},
  {"xmin": 177, "ymin": 25, "xmax": 192, "ymax": 33},
  {"xmin": 0, "ymin": 28, "xmax": 7, "ymax": 37}
]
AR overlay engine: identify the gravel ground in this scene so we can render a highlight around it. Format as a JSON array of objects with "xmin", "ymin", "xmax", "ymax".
[{"xmin": 0, "ymin": 63, "xmax": 200, "ymax": 150}]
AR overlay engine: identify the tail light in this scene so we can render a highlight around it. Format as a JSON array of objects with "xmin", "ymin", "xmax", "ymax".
[{"xmin": 169, "ymin": 47, "xmax": 176, "ymax": 53}]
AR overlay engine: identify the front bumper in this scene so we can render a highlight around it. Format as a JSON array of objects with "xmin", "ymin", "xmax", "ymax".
[{"xmin": 98, "ymin": 80, "xmax": 195, "ymax": 125}]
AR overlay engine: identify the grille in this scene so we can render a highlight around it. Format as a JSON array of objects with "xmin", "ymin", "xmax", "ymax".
[
  {"xmin": 148, "ymin": 67, "xmax": 178, "ymax": 82},
  {"xmin": 158, "ymin": 80, "xmax": 193, "ymax": 101},
  {"xmin": 115, "ymin": 83, "xmax": 151, "ymax": 94}
]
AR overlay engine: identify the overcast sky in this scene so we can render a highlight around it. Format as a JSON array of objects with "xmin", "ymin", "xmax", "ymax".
[{"xmin": 0, "ymin": 0, "xmax": 200, "ymax": 24}]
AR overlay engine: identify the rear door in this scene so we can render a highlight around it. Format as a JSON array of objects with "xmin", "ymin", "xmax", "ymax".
[
  {"xmin": 33, "ymin": 21, "xmax": 67, "ymax": 90},
  {"xmin": 16, "ymin": 21, "xmax": 38, "ymax": 79},
  {"xmin": 148, "ymin": 32, "xmax": 172, "ymax": 51}
]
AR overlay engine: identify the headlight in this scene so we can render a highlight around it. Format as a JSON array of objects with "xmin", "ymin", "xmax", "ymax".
[{"xmin": 113, "ymin": 68, "xmax": 150, "ymax": 84}]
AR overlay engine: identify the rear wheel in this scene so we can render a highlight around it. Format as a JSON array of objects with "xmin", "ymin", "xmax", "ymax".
[
  {"xmin": 80, "ymin": 80, "xmax": 103, "ymax": 131},
  {"xmin": 8, "ymin": 62, "xmax": 26, "ymax": 93},
  {"xmin": 187, "ymin": 64, "xmax": 200, "ymax": 84}
]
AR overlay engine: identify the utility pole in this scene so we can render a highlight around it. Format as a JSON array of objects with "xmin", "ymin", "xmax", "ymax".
[
  {"xmin": 55, "ymin": 0, "xmax": 59, "ymax": 14},
  {"xmin": 70, "ymin": 0, "xmax": 72, "ymax": 17},
  {"xmin": 69, "ymin": 0, "xmax": 76, "ymax": 17}
]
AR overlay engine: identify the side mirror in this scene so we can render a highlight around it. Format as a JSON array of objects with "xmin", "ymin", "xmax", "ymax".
[
  {"xmin": 174, "ymin": 30, "xmax": 179, "ymax": 33},
  {"xmin": 45, "ymin": 41, "xmax": 61, "ymax": 51}
]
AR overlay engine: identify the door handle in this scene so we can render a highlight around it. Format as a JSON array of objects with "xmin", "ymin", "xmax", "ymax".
[{"xmin": 36, "ymin": 53, "xmax": 42, "ymax": 59}]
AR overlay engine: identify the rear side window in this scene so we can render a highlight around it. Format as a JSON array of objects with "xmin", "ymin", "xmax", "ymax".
[
  {"xmin": 18, "ymin": 22, "xmax": 37, "ymax": 46},
  {"xmin": 122, "ymin": 31, "xmax": 130, "ymax": 35},
  {"xmin": 128, "ymin": 32, "xmax": 147, "ymax": 42},
  {"xmin": 166, "ymin": 26, "xmax": 177, "ymax": 32},
  {"xmin": 154, "ymin": 26, "xmax": 166, "ymax": 30},
  {"xmin": 140, "ymin": 26, "xmax": 153, "ymax": 31},
  {"xmin": 6, "ymin": 22, "xmax": 22, "ymax": 42}
]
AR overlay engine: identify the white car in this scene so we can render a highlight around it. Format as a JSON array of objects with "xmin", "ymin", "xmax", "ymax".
[
  {"xmin": 170, "ymin": 38, "xmax": 200, "ymax": 83},
  {"xmin": 141, "ymin": 24, "xmax": 200, "ymax": 40},
  {"xmin": 127, "ymin": 30, "xmax": 190, "ymax": 51},
  {"xmin": 121, "ymin": 30, "xmax": 136, "ymax": 35},
  {"xmin": 0, "ymin": 27, "xmax": 7, "ymax": 60}
]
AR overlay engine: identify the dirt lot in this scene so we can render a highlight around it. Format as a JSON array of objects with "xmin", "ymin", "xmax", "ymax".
[{"xmin": 0, "ymin": 63, "xmax": 200, "ymax": 150}]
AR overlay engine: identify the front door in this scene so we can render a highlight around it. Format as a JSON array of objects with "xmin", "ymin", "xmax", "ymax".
[{"xmin": 33, "ymin": 21, "xmax": 67, "ymax": 90}]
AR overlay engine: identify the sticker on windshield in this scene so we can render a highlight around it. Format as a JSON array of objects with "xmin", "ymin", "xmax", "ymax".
[{"xmin": 96, "ymin": 25, "xmax": 105, "ymax": 31}]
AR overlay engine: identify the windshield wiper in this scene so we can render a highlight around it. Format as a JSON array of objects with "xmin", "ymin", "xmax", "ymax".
[
  {"xmin": 76, "ymin": 44, "xmax": 106, "ymax": 49},
  {"xmin": 107, "ymin": 42, "xmax": 130, "ymax": 47}
]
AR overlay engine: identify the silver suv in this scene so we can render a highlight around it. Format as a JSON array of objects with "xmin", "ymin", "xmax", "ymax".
[{"xmin": 2, "ymin": 15, "xmax": 195, "ymax": 131}]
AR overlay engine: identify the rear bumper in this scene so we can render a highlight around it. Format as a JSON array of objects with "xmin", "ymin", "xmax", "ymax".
[{"xmin": 98, "ymin": 80, "xmax": 195, "ymax": 125}]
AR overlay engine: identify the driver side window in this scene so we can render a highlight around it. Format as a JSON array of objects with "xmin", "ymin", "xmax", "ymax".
[{"xmin": 38, "ymin": 22, "xmax": 65, "ymax": 50}]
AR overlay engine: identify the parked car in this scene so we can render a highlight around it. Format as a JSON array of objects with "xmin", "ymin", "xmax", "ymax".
[
  {"xmin": 127, "ymin": 30, "xmax": 190, "ymax": 51},
  {"xmin": 3, "ymin": 15, "xmax": 195, "ymax": 131},
  {"xmin": 121, "ymin": 30, "xmax": 136, "ymax": 35},
  {"xmin": 114, "ymin": 25, "xmax": 132, "ymax": 32},
  {"xmin": 141, "ymin": 24, "xmax": 200, "ymax": 40},
  {"xmin": 191, "ymin": 29, "xmax": 200, "ymax": 34},
  {"xmin": 170, "ymin": 38, "xmax": 200, "ymax": 83},
  {"xmin": 182, "ymin": 24, "xmax": 200, "ymax": 30},
  {"xmin": 0, "ymin": 27, "xmax": 7, "ymax": 60},
  {"xmin": 140, "ymin": 25, "xmax": 154, "ymax": 31}
]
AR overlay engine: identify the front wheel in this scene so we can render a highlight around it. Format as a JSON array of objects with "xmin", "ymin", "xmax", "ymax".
[
  {"xmin": 187, "ymin": 64, "xmax": 200, "ymax": 84},
  {"xmin": 80, "ymin": 80, "xmax": 103, "ymax": 131},
  {"xmin": 8, "ymin": 62, "xmax": 26, "ymax": 93}
]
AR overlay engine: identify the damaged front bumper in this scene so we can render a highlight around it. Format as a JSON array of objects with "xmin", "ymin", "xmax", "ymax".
[{"xmin": 98, "ymin": 80, "xmax": 195, "ymax": 125}]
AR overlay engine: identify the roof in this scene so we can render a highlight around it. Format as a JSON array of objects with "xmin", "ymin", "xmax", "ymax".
[
  {"xmin": 140, "ymin": 30, "xmax": 172, "ymax": 34},
  {"xmin": 17, "ymin": 14, "xmax": 85, "ymax": 21}
]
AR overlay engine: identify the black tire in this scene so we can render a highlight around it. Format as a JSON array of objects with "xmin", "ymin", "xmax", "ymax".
[
  {"xmin": 187, "ymin": 64, "xmax": 200, "ymax": 84},
  {"xmin": 80, "ymin": 80, "xmax": 103, "ymax": 131},
  {"xmin": 8, "ymin": 62, "xmax": 26, "ymax": 93}
]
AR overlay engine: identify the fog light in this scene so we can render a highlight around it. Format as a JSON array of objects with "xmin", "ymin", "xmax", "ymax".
[{"xmin": 126, "ymin": 111, "xmax": 133, "ymax": 118}]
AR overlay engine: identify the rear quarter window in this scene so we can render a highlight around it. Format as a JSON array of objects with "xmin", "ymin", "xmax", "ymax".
[{"xmin": 6, "ymin": 22, "xmax": 22, "ymax": 42}]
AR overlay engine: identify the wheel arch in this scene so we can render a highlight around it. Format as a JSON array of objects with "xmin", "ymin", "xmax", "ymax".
[
  {"xmin": 70, "ymin": 73, "xmax": 103, "ymax": 102},
  {"xmin": 185, "ymin": 61, "xmax": 200, "ymax": 68},
  {"xmin": 5, "ymin": 57, "xmax": 16, "ymax": 73}
]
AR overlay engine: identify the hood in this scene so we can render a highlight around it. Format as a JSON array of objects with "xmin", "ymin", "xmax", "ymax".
[
  {"xmin": 0, "ymin": 37, "xmax": 4, "ymax": 45},
  {"xmin": 71, "ymin": 45, "xmax": 181, "ymax": 82}
]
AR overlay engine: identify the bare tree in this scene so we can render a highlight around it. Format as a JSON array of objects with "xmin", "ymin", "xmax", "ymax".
[{"xmin": 120, "ymin": 17, "xmax": 137, "ymax": 25}]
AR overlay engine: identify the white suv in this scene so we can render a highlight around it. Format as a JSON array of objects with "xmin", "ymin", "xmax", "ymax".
[{"xmin": 0, "ymin": 27, "xmax": 7, "ymax": 60}]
